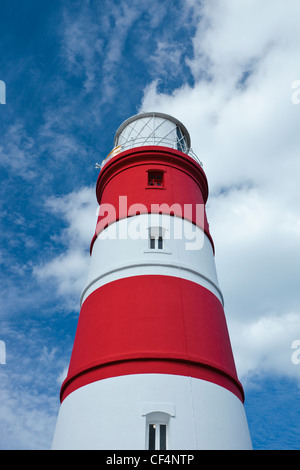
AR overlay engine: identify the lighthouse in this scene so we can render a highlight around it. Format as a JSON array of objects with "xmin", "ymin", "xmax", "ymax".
[{"xmin": 51, "ymin": 112, "xmax": 252, "ymax": 450}]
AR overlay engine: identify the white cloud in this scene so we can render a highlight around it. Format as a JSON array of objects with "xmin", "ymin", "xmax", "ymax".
[
  {"xmin": 33, "ymin": 187, "xmax": 98, "ymax": 310},
  {"xmin": 0, "ymin": 375, "xmax": 57, "ymax": 450},
  {"xmin": 0, "ymin": 322, "xmax": 69, "ymax": 450},
  {"xmin": 230, "ymin": 312, "xmax": 300, "ymax": 384},
  {"xmin": 146, "ymin": 41, "xmax": 183, "ymax": 80},
  {"xmin": 140, "ymin": 0, "xmax": 300, "ymax": 384},
  {"xmin": 57, "ymin": 366, "xmax": 68, "ymax": 386},
  {"xmin": 45, "ymin": 186, "xmax": 98, "ymax": 248}
]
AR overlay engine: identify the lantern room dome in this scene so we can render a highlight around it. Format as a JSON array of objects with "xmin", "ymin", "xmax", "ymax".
[{"xmin": 114, "ymin": 112, "xmax": 191, "ymax": 154}]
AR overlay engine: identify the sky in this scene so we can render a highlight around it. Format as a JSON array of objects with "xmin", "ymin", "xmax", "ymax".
[{"xmin": 0, "ymin": 0, "xmax": 300, "ymax": 450}]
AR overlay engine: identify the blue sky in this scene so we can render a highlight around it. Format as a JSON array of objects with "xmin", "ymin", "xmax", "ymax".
[{"xmin": 1, "ymin": 0, "xmax": 300, "ymax": 450}]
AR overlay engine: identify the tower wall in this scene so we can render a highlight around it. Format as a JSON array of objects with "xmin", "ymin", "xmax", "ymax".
[
  {"xmin": 90, "ymin": 146, "xmax": 214, "ymax": 253},
  {"xmin": 52, "ymin": 374, "xmax": 252, "ymax": 450},
  {"xmin": 52, "ymin": 113, "xmax": 252, "ymax": 450}
]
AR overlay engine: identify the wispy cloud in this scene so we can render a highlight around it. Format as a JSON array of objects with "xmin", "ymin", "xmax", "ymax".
[
  {"xmin": 0, "ymin": 319, "xmax": 72, "ymax": 449},
  {"xmin": 0, "ymin": 372, "xmax": 57, "ymax": 450},
  {"xmin": 0, "ymin": 123, "xmax": 36, "ymax": 179},
  {"xmin": 60, "ymin": 1, "xmax": 143, "ymax": 98},
  {"xmin": 59, "ymin": 0, "xmax": 196, "ymax": 103},
  {"xmin": 61, "ymin": 4, "xmax": 104, "ymax": 93},
  {"xmin": 33, "ymin": 187, "xmax": 98, "ymax": 311}
]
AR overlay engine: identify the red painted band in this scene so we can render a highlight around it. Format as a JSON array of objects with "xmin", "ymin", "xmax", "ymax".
[
  {"xmin": 60, "ymin": 358, "xmax": 244, "ymax": 403},
  {"xmin": 61, "ymin": 276, "xmax": 243, "ymax": 403},
  {"xmin": 96, "ymin": 146, "xmax": 208, "ymax": 203},
  {"xmin": 90, "ymin": 146, "xmax": 214, "ymax": 254}
]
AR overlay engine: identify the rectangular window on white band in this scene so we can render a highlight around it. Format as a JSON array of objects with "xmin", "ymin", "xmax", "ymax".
[{"xmin": 148, "ymin": 423, "xmax": 167, "ymax": 450}]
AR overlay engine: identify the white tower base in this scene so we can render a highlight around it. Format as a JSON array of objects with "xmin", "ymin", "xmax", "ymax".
[{"xmin": 52, "ymin": 374, "xmax": 252, "ymax": 450}]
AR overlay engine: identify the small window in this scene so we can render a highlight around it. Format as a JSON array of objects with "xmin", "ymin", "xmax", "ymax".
[
  {"xmin": 142, "ymin": 408, "xmax": 174, "ymax": 451},
  {"xmin": 148, "ymin": 171, "xmax": 164, "ymax": 187},
  {"xmin": 158, "ymin": 235, "xmax": 163, "ymax": 250},
  {"xmin": 150, "ymin": 237, "xmax": 156, "ymax": 249},
  {"xmin": 148, "ymin": 423, "xmax": 167, "ymax": 450},
  {"xmin": 149, "ymin": 228, "xmax": 163, "ymax": 250}
]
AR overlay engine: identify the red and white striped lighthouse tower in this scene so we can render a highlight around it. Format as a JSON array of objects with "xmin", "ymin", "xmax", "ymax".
[{"xmin": 52, "ymin": 112, "xmax": 252, "ymax": 450}]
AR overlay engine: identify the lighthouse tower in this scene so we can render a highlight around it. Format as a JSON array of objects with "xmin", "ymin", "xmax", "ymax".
[{"xmin": 52, "ymin": 112, "xmax": 252, "ymax": 450}]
